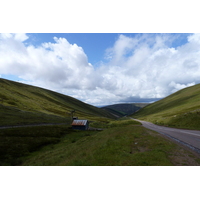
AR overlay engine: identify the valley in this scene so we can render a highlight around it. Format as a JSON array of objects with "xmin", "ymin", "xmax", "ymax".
[
  {"xmin": 1, "ymin": 78, "xmax": 200, "ymax": 166},
  {"xmin": 102, "ymin": 103, "xmax": 148, "ymax": 117}
]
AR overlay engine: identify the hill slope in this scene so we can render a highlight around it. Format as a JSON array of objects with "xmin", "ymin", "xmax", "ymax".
[
  {"xmin": 132, "ymin": 84, "xmax": 200, "ymax": 130},
  {"xmin": 102, "ymin": 103, "xmax": 148, "ymax": 117},
  {"xmin": 0, "ymin": 78, "xmax": 114, "ymax": 126}
]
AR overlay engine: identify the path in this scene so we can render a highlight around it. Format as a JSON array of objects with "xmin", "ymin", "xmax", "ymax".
[
  {"xmin": 133, "ymin": 118, "xmax": 200, "ymax": 154},
  {"xmin": 0, "ymin": 123, "xmax": 67, "ymax": 129}
]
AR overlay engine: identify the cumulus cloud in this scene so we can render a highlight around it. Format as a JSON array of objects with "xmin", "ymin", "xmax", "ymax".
[
  {"xmin": 1, "ymin": 33, "xmax": 200, "ymax": 106},
  {"xmin": 0, "ymin": 33, "xmax": 28, "ymax": 41},
  {"xmin": 99, "ymin": 34, "xmax": 199, "ymax": 103},
  {"xmin": 0, "ymin": 34, "xmax": 95, "ymax": 90}
]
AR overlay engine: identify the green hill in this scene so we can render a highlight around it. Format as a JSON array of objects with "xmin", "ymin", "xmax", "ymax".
[
  {"xmin": 102, "ymin": 103, "xmax": 148, "ymax": 117},
  {"xmin": 0, "ymin": 78, "xmax": 114, "ymax": 126},
  {"xmin": 132, "ymin": 84, "xmax": 200, "ymax": 130},
  {"xmin": 1, "ymin": 78, "xmax": 200, "ymax": 166}
]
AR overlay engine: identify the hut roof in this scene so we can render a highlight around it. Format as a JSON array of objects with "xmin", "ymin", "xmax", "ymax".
[{"xmin": 71, "ymin": 120, "xmax": 88, "ymax": 126}]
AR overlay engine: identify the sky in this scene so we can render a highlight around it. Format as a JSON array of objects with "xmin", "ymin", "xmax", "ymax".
[{"xmin": 1, "ymin": 33, "xmax": 200, "ymax": 106}]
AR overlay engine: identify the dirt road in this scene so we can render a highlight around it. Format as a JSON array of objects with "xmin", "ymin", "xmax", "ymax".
[{"xmin": 133, "ymin": 118, "xmax": 200, "ymax": 154}]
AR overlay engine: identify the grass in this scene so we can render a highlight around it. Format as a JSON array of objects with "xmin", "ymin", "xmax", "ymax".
[
  {"xmin": 90, "ymin": 117, "xmax": 141, "ymax": 128},
  {"xmin": 17, "ymin": 119, "xmax": 200, "ymax": 166},
  {"xmin": 0, "ymin": 125, "xmax": 70, "ymax": 165},
  {"xmin": 132, "ymin": 83, "xmax": 200, "ymax": 130},
  {"xmin": 1, "ymin": 78, "xmax": 200, "ymax": 166},
  {"xmin": 0, "ymin": 104, "xmax": 68, "ymax": 126},
  {"xmin": 0, "ymin": 78, "xmax": 115, "ymax": 127}
]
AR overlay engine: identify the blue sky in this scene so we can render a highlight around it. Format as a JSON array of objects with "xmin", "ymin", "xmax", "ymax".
[
  {"xmin": 25, "ymin": 33, "xmax": 190, "ymax": 66},
  {"xmin": 26, "ymin": 33, "xmax": 139, "ymax": 66},
  {"xmin": 1, "ymin": 33, "xmax": 200, "ymax": 106}
]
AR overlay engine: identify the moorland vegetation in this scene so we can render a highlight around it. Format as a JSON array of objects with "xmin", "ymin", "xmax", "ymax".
[{"xmin": 1, "ymin": 78, "xmax": 200, "ymax": 166}]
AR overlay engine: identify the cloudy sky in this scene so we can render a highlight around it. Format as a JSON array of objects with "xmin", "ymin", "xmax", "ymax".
[{"xmin": 1, "ymin": 33, "xmax": 200, "ymax": 106}]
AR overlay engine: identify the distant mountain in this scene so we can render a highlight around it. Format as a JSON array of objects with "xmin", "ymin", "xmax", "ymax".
[
  {"xmin": 0, "ymin": 78, "xmax": 115, "ymax": 126},
  {"xmin": 102, "ymin": 103, "xmax": 149, "ymax": 117},
  {"xmin": 132, "ymin": 84, "xmax": 200, "ymax": 130}
]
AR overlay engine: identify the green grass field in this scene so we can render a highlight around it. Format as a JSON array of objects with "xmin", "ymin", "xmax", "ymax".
[
  {"xmin": 1, "ymin": 119, "xmax": 200, "ymax": 166},
  {"xmin": 0, "ymin": 119, "xmax": 197, "ymax": 166},
  {"xmin": 132, "ymin": 84, "xmax": 200, "ymax": 130},
  {"xmin": 0, "ymin": 78, "xmax": 115, "ymax": 127},
  {"xmin": 0, "ymin": 104, "xmax": 69, "ymax": 126}
]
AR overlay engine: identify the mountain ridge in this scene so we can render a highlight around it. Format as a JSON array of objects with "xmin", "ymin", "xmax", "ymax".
[{"xmin": 102, "ymin": 103, "xmax": 149, "ymax": 117}]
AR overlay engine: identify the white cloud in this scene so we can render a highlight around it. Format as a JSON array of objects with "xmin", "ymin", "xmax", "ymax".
[
  {"xmin": 0, "ymin": 33, "xmax": 28, "ymax": 42},
  {"xmin": 0, "ymin": 34, "xmax": 95, "ymax": 91},
  {"xmin": 1, "ymin": 33, "xmax": 200, "ymax": 106},
  {"xmin": 169, "ymin": 81, "xmax": 195, "ymax": 93}
]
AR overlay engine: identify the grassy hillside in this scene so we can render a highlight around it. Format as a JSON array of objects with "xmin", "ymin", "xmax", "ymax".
[
  {"xmin": 132, "ymin": 84, "xmax": 200, "ymax": 130},
  {"xmin": 2, "ymin": 78, "xmax": 200, "ymax": 166},
  {"xmin": 0, "ymin": 78, "xmax": 114, "ymax": 126},
  {"xmin": 102, "ymin": 103, "xmax": 148, "ymax": 117}
]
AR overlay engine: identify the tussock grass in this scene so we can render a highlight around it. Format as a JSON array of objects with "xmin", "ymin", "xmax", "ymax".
[{"xmin": 0, "ymin": 125, "xmax": 70, "ymax": 165}]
